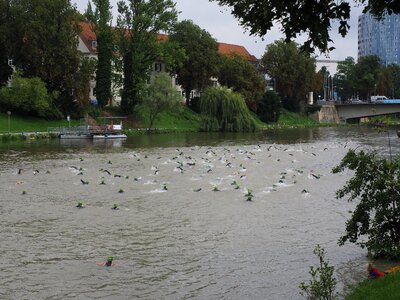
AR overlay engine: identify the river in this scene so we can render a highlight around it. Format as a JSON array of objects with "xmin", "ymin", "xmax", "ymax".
[{"xmin": 0, "ymin": 127, "xmax": 399, "ymax": 299}]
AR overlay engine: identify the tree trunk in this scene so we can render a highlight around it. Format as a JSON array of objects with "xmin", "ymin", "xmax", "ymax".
[{"xmin": 185, "ymin": 90, "xmax": 191, "ymax": 106}]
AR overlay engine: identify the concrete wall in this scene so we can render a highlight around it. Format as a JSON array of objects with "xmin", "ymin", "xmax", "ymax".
[{"xmin": 310, "ymin": 105, "xmax": 340, "ymax": 123}]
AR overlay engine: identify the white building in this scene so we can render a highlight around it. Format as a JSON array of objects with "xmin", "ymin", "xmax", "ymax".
[{"xmin": 78, "ymin": 22, "xmax": 259, "ymax": 106}]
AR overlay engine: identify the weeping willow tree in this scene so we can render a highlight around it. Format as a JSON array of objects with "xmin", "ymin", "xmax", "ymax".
[{"xmin": 200, "ymin": 87, "xmax": 258, "ymax": 132}]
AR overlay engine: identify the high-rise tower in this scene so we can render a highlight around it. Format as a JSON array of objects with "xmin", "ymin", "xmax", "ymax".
[{"xmin": 358, "ymin": 13, "xmax": 400, "ymax": 65}]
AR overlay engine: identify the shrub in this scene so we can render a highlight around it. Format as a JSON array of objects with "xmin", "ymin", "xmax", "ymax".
[
  {"xmin": 299, "ymin": 245, "xmax": 338, "ymax": 300},
  {"xmin": 0, "ymin": 75, "xmax": 59, "ymax": 118}
]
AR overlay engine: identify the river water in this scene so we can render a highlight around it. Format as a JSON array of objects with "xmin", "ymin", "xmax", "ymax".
[{"xmin": 1, "ymin": 127, "xmax": 399, "ymax": 300}]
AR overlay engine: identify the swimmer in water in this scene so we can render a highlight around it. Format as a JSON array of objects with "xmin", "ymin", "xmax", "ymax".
[
  {"xmin": 76, "ymin": 201, "xmax": 84, "ymax": 208},
  {"xmin": 105, "ymin": 256, "xmax": 113, "ymax": 267},
  {"xmin": 112, "ymin": 204, "xmax": 119, "ymax": 210}
]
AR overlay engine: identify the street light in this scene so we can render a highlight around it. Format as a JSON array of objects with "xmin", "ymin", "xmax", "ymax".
[{"xmin": 7, "ymin": 111, "xmax": 11, "ymax": 134}]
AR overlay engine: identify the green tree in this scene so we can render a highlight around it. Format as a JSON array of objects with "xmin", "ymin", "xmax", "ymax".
[
  {"xmin": 9, "ymin": 0, "xmax": 81, "ymax": 98},
  {"xmin": 218, "ymin": 54, "xmax": 265, "ymax": 112},
  {"xmin": 140, "ymin": 72, "xmax": 182, "ymax": 131},
  {"xmin": 169, "ymin": 20, "xmax": 220, "ymax": 106},
  {"xmin": 212, "ymin": 0, "xmax": 400, "ymax": 53},
  {"xmin": 199, "ymin": 87, "xmax": 257, "ymax": 132},
  {"xmin": 377, "ymin": 64, "xmax": 400, "ymax": 99},
  {"xmin": 257, "ymin": 90, "xmax": 281, "ymax": 123},
  {"xmin": 333, "ymin": 150, "xmax": 400, "ymax": 259},
  {"xmin": 85, "ymin": 0, "xmax": 114, "ymax": 107},
  {"xmin": 353, "ymin": 55, "xmax": 382, "ymax": 100},
  {"xmin": 299, "ymin": 245, "xmax": 338, "ymax": 300},
  {"xmin": 0, "ymin": 73, "xmax": 58, "ymax": 117},
  {"xmin": 116, "ymin": 0, "xmax": 178, "ymax": 114},
  {"xmin": 335, "ymin": 57, "xmax": 356, "ymax": 101},
  {"xmin": 261, "ymin": 40, "xmax": 316, "ymax": 112},
  {"xmin": 0, "ymin": 0, "xmax": 12, "ymax": 85}
]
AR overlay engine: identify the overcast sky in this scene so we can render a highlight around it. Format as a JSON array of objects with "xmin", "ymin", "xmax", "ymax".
[{"xmin": 74, "ymin": 0, "xmax": 363, "ymax": 61}]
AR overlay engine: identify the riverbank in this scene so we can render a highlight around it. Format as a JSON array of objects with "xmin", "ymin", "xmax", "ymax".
[
  {"xmin": 0, "ymin": 108, "xmax": 338, "ymax": 140},
  {"xmin": 346, "ymin": 271, "xmax": 400, "ymax": 299}
]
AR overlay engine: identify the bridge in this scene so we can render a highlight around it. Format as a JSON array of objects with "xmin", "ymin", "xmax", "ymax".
[{"xmin": 315, "ymin": 103, "xmax": 400, "ymax": 123}]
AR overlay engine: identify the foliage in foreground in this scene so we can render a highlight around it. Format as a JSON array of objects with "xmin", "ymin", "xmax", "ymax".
[
  {"xmin": 199, "ymin": 87, "xmax": 257, "ymax": 132},
  {"xmin": 212, "ymin": 0, "xmax": 398, "ymax": 53},
  {"xmin": 346, "ymin": 271, "xmax": 400, "ymax": 300},
  {"xmin": 333, "ymin": 150, "xmax": 400, "ymax": 259},
  {"xmin": 299, "ymin": 245, "xmax": 338, "ymax": 300}
]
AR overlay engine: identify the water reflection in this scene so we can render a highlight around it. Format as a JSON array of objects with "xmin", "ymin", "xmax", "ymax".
[{"xmin": 1, "ymin": 127, "xmax": 400, "ymax": 158}]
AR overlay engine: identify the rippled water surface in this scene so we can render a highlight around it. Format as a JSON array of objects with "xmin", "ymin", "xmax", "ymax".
[{"xmin": 1, "ymin": 127, "xmax": 400, "ymax": 299}]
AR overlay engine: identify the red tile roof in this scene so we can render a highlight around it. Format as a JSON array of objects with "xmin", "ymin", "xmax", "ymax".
[
  {"xmin": 78, "ymin": 22, "xmax": 257, "ymax": 62},
  {"xmin": 218, "ymin": 42, "xmax": 258, "ymax": 62},
  {"xmin": 79, "ymin": 22, "xmax": 97, "ymax": 54}
]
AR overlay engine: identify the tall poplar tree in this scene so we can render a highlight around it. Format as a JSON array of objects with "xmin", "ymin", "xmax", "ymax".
[
  {"xmin": 116, "ymin": 0, "xmax": 178, "ymax": 114},
  {"xmin": 85, "ymin": 0, "xmax": 113, "ymax": 107}
]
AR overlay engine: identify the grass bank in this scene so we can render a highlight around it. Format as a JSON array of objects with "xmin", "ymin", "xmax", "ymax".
[
  {"xmin": 367, "ymin": 115, "xmax": 400, "ymax": 126},
  {"xmin": 1, "ymin": 107, "xmax": 337, "ymax": 138},
  {"xmin": 0, "ymin": 112, "xmax": 79, "ymax": 133},
  {"xmin": 125, "ymin": 105, "xmax": 201, "ymax": 133},
  {"xmin": 346, "ymin": 271, "xmax": 400, "ymax": 299},
  {"xmin": 259, "ymin": 109, "xmax": 337, "ymax": 129}
]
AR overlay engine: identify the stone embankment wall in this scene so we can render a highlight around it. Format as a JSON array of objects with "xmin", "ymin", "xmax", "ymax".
[{"xmin": 309, "ymin": 105, "xmax": 340, "ymax": 123}]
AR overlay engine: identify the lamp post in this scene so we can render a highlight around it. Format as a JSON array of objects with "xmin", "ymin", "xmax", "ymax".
[{"xmin": 7, "ymin": 111, "xmax": 11, "ymax": 134}]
